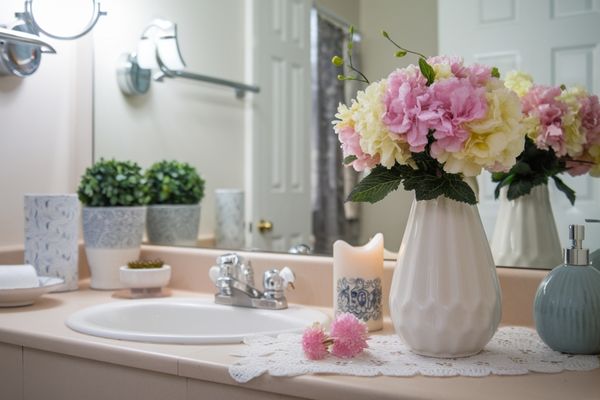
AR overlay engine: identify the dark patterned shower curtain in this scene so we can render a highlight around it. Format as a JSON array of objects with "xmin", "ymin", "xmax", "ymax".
[{"xmin": 312, "ymin": 14, "xmax": 361, "ymax": 254}]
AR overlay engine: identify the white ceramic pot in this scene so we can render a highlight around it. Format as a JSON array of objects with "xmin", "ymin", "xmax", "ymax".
[
  {"xmin": 119, "ymin": 265, "xmax": 171, "ymax": 289},
  {"xmin": 146, "ymin": 204, "xmax": 201, "ymax": 246},
  {"xmin": 491, "ymin": 184, "xmax": 562, "ymax": 269},
  {"xmin": 82, "ymin": 206, "xmax": 146, "ymax": 290},
  {"xmin": 389, "ymin": 196, "xmax": 502, "ymax": 358}
]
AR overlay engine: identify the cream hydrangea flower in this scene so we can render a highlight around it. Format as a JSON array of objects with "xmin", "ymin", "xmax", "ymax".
[
  {"xmin": 558, "ymin": 86, "xmax": 587, "ymax": 157},
  {"xmin": 589, "ymin": 145, "xmax": 600, "ymax": 177},
  {"xmin": 353, "ymin": 80, "xmax": 412, "ymax": 168},
  {"xmin": 432, "ymin": 63, "xmax": 453, "ymax": 81},
  {"xmin": 437, "ymin": 79, "xmax": 525, "ymax": 176},
  {"xmin": 504, "ymin": 70, "xmax": 534, "ymax": 97}
]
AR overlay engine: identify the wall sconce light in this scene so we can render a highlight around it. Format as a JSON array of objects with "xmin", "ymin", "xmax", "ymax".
[
  {"xmin": 117, "ymin": 18, "xmax": 260, "ymax": 99},
  {"xmin": 0, "ymin": 0, "xmax": 106, "ymax": 77}
]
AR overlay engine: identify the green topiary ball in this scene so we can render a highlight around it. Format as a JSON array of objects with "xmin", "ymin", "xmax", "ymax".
[
  {"xmin": 77, "ymin": 158, "xmax": 150, "ymax": 207},
  {"xmin": 145, "ymin": 160, "xmax": 205, "ymax": 205}
]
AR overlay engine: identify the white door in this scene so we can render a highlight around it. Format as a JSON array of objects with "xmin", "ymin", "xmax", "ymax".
[
  {"xmin": 246, "ymin": 0, "xmax": 312, "ymax": 252},
  {"xmin": 438, "ymin": 0, "xmax": 600, "ymax": 249}
]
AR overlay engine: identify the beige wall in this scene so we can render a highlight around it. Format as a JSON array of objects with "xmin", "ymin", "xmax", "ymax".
[
  {"xmin": 0, "ymin": 0, "xmax": 93, "ymax": 247},
  {"xmin": 358, "ymin": 0, "xmax": 438, "ymax": 251},
  {"xmin": 94, "ymin": 0, "xmax": 246, "ymax": 238}
]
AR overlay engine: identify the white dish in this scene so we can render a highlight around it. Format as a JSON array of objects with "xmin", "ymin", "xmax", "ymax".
[
  {"xmin": 0, "ymin": 277, "xmax": 64, "ymax": 307},
  {"xmin": 119, "ymin": 265, "xmax": 171, "ymax": 289}
]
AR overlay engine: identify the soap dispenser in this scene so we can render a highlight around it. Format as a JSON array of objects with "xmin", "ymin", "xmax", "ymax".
[{"xmin": 533, "ymin": 225, "xmax": 600, "ymax": 354}]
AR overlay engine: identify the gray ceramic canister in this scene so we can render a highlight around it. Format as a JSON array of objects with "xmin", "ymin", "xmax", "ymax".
[{"xmin": 534, "ymin": 225, "xmax": 600, "ymax": 355}]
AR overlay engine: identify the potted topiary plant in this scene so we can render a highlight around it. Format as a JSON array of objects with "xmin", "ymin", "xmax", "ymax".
[
  {"xmin": 78, "ymin": 158, "xmax": 150, "ymax": 289},
  {"xmin": 145, "ymin": 160, "xmax": 205, "ymax": 246}
]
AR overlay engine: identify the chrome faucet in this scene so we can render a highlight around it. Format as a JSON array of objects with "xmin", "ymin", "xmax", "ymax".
[{"xmin": 208, "ymin": 253, "xmax": 295, "ymax": 310}]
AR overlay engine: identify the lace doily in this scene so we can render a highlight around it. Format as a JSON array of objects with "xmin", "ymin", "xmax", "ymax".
[{"xmin": 229, "ymin": 326, "xmax": 599, "ymax": 383}]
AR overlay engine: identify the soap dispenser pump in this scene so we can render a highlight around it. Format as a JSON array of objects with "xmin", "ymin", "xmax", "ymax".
[{"xmin": 533, "ymin": 225, "xmax": 600, "ymax": 354}]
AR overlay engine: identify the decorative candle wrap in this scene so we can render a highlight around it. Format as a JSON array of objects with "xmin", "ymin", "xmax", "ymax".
[{"xmin": 333, "ymin": 233, "xmax": 384, "ymax": 331}]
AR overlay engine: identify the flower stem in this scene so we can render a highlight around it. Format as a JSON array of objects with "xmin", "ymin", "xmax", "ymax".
[{"xmin": 382, "ymin": 31, "xmax": 428, "ymax": 60}]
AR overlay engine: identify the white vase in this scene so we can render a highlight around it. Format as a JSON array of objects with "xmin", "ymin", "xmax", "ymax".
[
  {"xmin": 389, "ymin": 196, "xmax": 502, "ymax": 358},
  {"xmin": 491, "ymin": 184, "xmax": 562, "ymax": 269}
]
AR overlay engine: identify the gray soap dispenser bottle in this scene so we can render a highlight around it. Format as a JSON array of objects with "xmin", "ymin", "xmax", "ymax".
[{"xmin": 533, "ymin": 225, "xmax": 600, "ymax": 354}]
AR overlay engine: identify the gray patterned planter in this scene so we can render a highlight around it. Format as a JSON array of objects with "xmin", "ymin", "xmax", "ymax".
[
  {"xmin": 146, "ymin": 204, "xmax": 201, "ymax": 246},
  {"xmin": 82, "ymin": 206, "xmax": 146, "ymax": 290},
  {"xmin": 24, "ymin": 194, "xmax": 79, "ymax": 292}
]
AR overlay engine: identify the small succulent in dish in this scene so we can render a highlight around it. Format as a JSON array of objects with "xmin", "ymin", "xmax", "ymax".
[{"xmin": 127, "ymin": 259, "xmax": 165, "ymax": 269}]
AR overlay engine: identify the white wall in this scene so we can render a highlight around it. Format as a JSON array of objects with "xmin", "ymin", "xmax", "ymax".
[
  {"xmin": 0, "ymin": 0, "xmax": 92, "ymax": 247},
  {"xmin": 93, "ymin": 0, "xmax": 247, "ymax": 239}
]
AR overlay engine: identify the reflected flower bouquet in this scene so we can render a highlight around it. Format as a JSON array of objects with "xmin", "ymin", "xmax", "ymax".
[
  {"xmin": 493, "ymin": 71, "xmax": 600, "ymax": 204},
  {"xmin": 333, "ymin": 31, "xmax": 526, "ymax": 205}
]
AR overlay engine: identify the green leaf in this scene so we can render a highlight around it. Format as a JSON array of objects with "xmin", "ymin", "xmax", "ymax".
[
  {"xmin": 343, "ymin": 155, "xmax": 358, "ymax": 165},
  {"xmin": 551, "ymin": 175, "xmax": 576, "ymax": 206},
  {"xmin": 395, "ymin": 50, "xmax": 407, "ymax": 58},
  {"xmin": 346, "ymin": 165, "xmax": 403, "ymax": 203},
  {"xmin": 403, "ymin": 171, "xmax": 476, "ymax": 204},
  {"xmin": 494, "ymin": 173, "xmax": 514, "ymax": 199},
  {"xmin": 506, "ymin": 179, "xmax": 533, "ymax": 200},
  {"xmin": 491, "ymin": 67, "xmax": 500, "ymax": 78},
  {"xmin": 418, "ymin": 58, "xmax": 435, "ymax": 86},
  {"xmin": 511, "ymin": 161, "xmax": 533, "ymax": 176}
]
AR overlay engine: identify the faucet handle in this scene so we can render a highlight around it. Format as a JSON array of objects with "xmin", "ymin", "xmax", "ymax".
[
  {"xmin": 279, "ymin": 267, "xmax": 295, "ymax": 290},
  {"xmin": 263, "ymin": 267, "xmax": 295, "ymax": 299}
]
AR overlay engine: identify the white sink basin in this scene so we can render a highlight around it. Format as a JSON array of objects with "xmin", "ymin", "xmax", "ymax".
[{"xmin": 66, "ymin": 297, "xmax": 329, "ymax": 344}]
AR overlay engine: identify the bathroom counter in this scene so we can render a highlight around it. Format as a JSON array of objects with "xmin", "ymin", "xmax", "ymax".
[{"xmin": 0, "ymin": 283, "xmax": 599, "ymax": 400}]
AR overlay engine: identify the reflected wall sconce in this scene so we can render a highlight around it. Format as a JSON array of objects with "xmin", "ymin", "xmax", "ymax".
[
  {"xmin": 117, "ymin": 18, "xmax": 260, "ymax": 99},
  {"xmin": 0, "ymin": 0, "xmax": 106, "ymax": 77}
]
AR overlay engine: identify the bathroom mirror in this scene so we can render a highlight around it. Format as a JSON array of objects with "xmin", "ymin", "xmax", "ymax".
[{"xmin": 93, "ymin": 0, "xmax": 600, "ymax": 259}]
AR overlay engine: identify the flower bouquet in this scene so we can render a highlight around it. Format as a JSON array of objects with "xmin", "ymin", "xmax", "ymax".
[
  {"xmin": 331, "ymin": 29, "xmax": 523, "ymax": 357},
  {"xmin": 493, "ymin": 71, "xmax": 600, "ymax": 204},
  {"xmin": 490, "ymin": 72, "xmax": 600, "ymax": 269},
  {"xmin": 333, "ymin": 32, "xmax": 525, "ymax": 205}
]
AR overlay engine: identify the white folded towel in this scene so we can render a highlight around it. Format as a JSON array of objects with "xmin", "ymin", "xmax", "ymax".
[{"xmin": 0, "ymin": 264, "xmax": 39, "ymax": 289}]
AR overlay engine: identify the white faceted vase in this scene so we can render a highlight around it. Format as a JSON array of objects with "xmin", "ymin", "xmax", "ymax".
[
  {"xmin": 390, "ymin": 196, "xmax": 502, "ymax": 358},
  {"xmin": 491, "ymin": 185, "xmax": 562, "ymax": 269}
]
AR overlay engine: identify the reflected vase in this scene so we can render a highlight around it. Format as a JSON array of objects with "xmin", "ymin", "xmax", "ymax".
[
  {"xmin": 389, "ymin": 196, "xmax": 502, "ymax": 358},
  {"xmin": 491, "ymin": 184, "xmax": 562, "ymax": 269}
]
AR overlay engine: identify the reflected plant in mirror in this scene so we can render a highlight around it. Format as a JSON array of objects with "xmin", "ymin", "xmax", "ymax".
[{"xmin": 145, "ymin": 160, "xmax": 205, "ymax": 246}]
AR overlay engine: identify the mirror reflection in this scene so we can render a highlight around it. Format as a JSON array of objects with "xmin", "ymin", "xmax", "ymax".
[{"xmin": 93, "ymin": 0, "xmax": 600, "ymax": 259}]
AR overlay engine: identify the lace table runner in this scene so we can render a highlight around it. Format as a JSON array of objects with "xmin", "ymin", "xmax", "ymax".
[{"xmin": 229, "ymin": 326, "xmax": 599, "ymax": 383}]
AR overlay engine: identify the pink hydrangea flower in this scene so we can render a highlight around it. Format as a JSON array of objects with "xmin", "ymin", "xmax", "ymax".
[
  {"xmin": 427, "ymin": 55, "xmax": 468, "ymax": 78},
  {"xmin": 465, "ymin": 63, "xmax": 493, "ymax": 86},
  {"xmin": 426, "ymin": 77, "xmax": 488, "ymax": 154},
  {"xmin": 522, "ymin": 85, "xmax": 568, "ymax": 156},
  {"xmin": 567, "ymin": 159, "xmax": 593, "ymax": 176},
  {"xmin": 302, "ymin": 324, "xmax": 329, "ymax": 360},
  {"xmin": 329, "ymin": 313, "xmax": 369, "ymax": 358},
  {"xmin": 579, "ymin": 94, "xmax": 600, "ymax": 145},
  {"xmin": 383, "ymin": 67, "xmax": 432, "ymax": 152},
  {"xmin": 335, "ymin": 121, "xmax": 380, "ymax": 172}
]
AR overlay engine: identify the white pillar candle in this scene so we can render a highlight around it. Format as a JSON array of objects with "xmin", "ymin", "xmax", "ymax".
[{"xmin": 333, "ymin": 233, "xmax": 384, "ymax": 331}]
